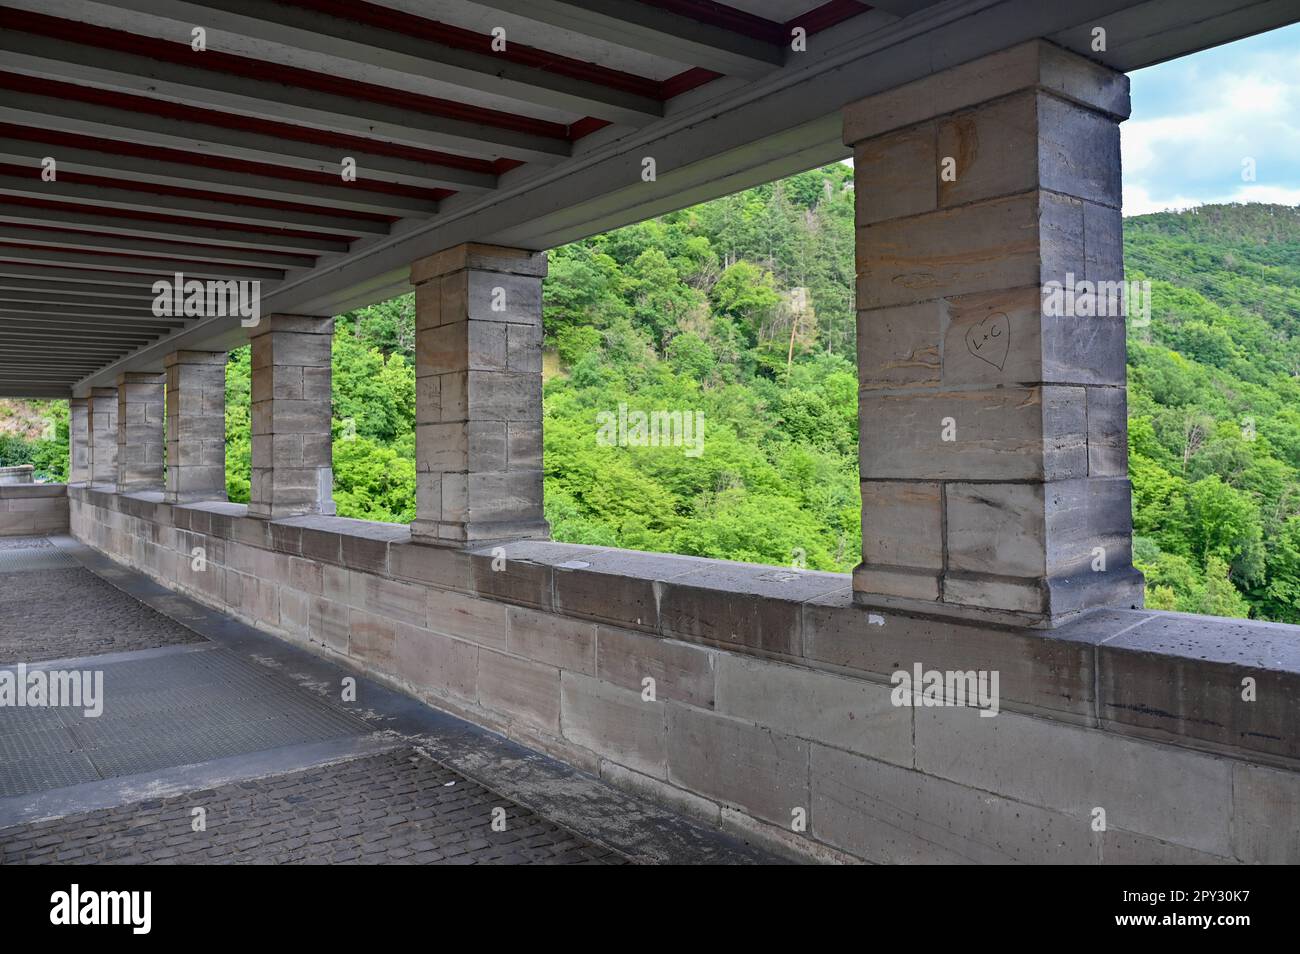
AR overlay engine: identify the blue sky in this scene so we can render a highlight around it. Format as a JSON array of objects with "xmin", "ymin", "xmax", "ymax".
[{"xmin": 1123, "ymin": 22, "xmax": 1300, "ymax": 215}]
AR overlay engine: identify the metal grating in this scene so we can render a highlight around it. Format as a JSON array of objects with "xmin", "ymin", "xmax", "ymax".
[
  {"xmin": 0, "ymin": 647, "xmax": 371, "ymax": 798},
  {"xmin": 0, "ymin": 548, "xmax": 78, "ymax": 573}
]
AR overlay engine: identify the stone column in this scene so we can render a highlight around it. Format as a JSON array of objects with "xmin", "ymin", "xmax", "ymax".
[
  {"xmin": 164, "ymin": 351, "xmax": 227, "ymax": 504},
  {"xmin": 88, "ymin": 386, "xmax": 117, "ymax": 486},
  {"xmin": 115, "ymin": 372, "xmax": 165, "ymax": 493},
  {"xmin": 409, "ymin": 243, "xmax": 549, "ymax": 546},
  {"xmin": 845, "ymin": 40, "xmax": 1142, "ymax": 627},
  {"xmin": 248, "ymin": 314, "xmax": 335, "ymax": 520},
  {"xmin": 68, "ymin": 397, "xmax": 90, "ymax": 484}
]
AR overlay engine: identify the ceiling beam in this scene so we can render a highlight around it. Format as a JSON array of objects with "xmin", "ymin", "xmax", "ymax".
[
  {"xmin": 0, "ymin": 294, "xmax": 164, "ymax": 312},
  {"xmin": 0, "ymin": 96, "xmax": 499, "ymax": 194},
  {"xmin": 0, "ymin": 138, "xmax": 441, "ymax": 219},
  {"xmin": 0, "ymin": 245, "xmax": 285, "ymax": 281},
  {"xmin": 0, "ymin": 32, "xmax": 573, "ymax": 164},
  {"xmin": 0, "ymin": 277, "xmax": 161, "ymax": 300},
  {"xmin": 0, "ymin": 264, "xmax": 174, "ymax": 288},
  {"xmin": 0, "ymin": 171, "xmax": 391, "ymax": 235},
  {"xmin": 0, "ymin": 224, "xmax": 315, "ymax": 270},
  {"xmin": 472, "ymin": 0, "xmax": 785, "ymax": 79},
  {"xmin": 101, "ymin": 0, "xmax": 664, "ymax": 127},
  {"xmin": 0, "ymin": 203, "xmax": 349, "ymax": 256}
]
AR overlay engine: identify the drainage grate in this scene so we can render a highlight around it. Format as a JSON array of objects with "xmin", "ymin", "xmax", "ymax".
[
  {"xmin": 0, "ymin": 648, "xmax": 372, "ymax": 798},
  {"xmin": 0, "ymin": 548, "xmax": 79, "ymax": 573}
]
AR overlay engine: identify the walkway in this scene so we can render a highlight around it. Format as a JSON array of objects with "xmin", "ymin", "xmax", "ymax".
[{"xmin": 0, "ymin": 536, "xmax": 778, "ymax": 865}]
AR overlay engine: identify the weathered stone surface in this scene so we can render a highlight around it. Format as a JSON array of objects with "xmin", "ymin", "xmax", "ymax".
[
  {"xmin": 68, "ymin": 398, "xmax": 91, "ymax": 484},
  {"xmin": 855, "ymin": 192, "xmax": 1083, "ymax": 311},
  {"xmin": 860, "ymin": 481, "xmax": 943, "ymax": 569},
  {"xmin": 811, "ymin": 743, "xmax": 1099, "ymax": 863},
  {"xmin": 857, "ymin": 301, "xmax": 942, "ymax": 390},
  {"xmin": 843, "ymin": 39, "xmax": 1130, "ymax": 145},
  {"xmin": 667, "ymin": 703, "xmax": 809, "ymax": 827},
  {"xmin": 1231, "ymin": 762, "xmax": 1300, "ymax": 864},
  {"xmin": 561, "ymin": 672, "xmax": 668, "ymax": 778},
  {"xmin": 248, "ymin": 315, "xmax": 335, "ymax": 520},
  {"xmin": 715, "ymin": 654, "xmax": 912, "ymax": 764},
  {"xmin": 412, "ymin": 244, "xmax": 548, "ymax": 546},
  {"xmin": 596, "ymin": 626, "xmax": 716, "ymax": 709},
  {"xmin": 806, "ymin": 590, "xmax": 1117, "ymax": 720},
  {"xmin": 853, "ymin": 121, "xmax": 936, "ymax": 225},
  {"xmin": 116, "ymin": 372, "xmax": 165, "ymax": 493},
  {"xmin": 1098, "ymin": 612, "xmax": 1300, "ymax": 762},
  {"xmin": 507, "ymin": 605, "xmax": 596, "ymax": 674},
  {"xmin": 164, "ymin": 351, "xmax": 227, "ymax": 504},
  {"xmin": 394, "ymin": 621, "xmax": 478, "ymax": 703},
  {"xmin": 660, "ymin": 564, "xmax": 842, "ymax": 658},
  {"xmin": 89, "ymin": 387, "xmax": 118, "ymax": 485},
  {"xmin": 427, "ymin": 586, "xmax": 508, "ymax": 650},
  {"xmin": 859, "ymin": 386, "xmax": 1088, "ymax": 481},
  {"xmin": 477, "ymin": 649, "xmax": 561, "ymax": 733},
  {"xmin": 915, "ymin": 705, "xmax": 1232, "ymax": 854}
]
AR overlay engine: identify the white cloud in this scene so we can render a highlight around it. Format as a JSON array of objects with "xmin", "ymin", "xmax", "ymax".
[
  {"xmin": 1123, "ymin": 46, "xmax": 1300, "ymax": 211},
  {"xmin": 1123, "ymin": 183, "xmax": 1300, "ymax": 217}
]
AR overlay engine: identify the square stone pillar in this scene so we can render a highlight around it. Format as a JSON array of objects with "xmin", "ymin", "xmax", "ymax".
[
  {"xmin": 68, "ymin": 397, "xmax": 90, "ymax": 485},
  {"xmin": 164, "ymin": 350, "xmax": 227, "ymax": 504},
  {"xmin": 116, "ymin": 372, "xmax": 165, "ymax": 493},
  {"xmin": 248, "ymin": 314, "xmax": 335, "ymax": 520},
  {"xmin": 409, "ymin": 243, "xmax": 549, "ymax": 546},
  {"xmin": 845, "ymin": 40, "xmax": 1143, "ymax": 627},
  {"xmin": 88, "ymin": 386, "xmax": 117, "ymax": 486}
]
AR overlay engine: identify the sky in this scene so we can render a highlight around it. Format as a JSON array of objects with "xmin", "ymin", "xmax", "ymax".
[{"xmin": 1123, "ymin": 21, "xmax": 1300, "ymax": 215}]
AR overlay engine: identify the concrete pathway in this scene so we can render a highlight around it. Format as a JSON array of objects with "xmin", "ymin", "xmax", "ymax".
[{"xmin": 0, "ymin": 536, "xmax": 780, "ymax": 864}]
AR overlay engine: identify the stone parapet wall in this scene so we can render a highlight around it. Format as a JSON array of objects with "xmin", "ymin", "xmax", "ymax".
[
  {"xmin": 0, "ymin": 483, "xmax": 68, "ymax": 536},
  {"xmin": 69, "ymin": 486, "xmax": 1300, "ymax": 863}
]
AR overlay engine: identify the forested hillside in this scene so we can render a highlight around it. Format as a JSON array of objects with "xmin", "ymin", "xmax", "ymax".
[{"xmin": 2, "ymin": 170, "xmax": 1297, "ymax": 622}]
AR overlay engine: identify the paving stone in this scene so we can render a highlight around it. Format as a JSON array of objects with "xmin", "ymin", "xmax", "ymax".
[{"xmin": 0, "ymin": 749, "xmax": 625, "ymax": 865}]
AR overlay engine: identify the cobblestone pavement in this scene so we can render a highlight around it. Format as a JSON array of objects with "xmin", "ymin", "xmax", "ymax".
[
  {"xmin": 0, "ymin": 748, "xmax": 626, "ymax": 864},
  {"xmin": 0, "ymin": 560, "xmax": 205, "ymax": 663},
  {"xmin": 0, "ymin": 537, "xmax": 776, "ymax": 864}
]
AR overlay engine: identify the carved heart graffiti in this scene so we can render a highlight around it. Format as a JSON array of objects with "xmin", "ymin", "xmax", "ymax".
[{"xmin": 964, "ymin": 312, "xmax": 1010, "ymax": 370}]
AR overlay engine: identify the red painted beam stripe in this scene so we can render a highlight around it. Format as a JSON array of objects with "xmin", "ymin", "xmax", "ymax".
[
  {"xmin": 0, "ymin": 161, "xmax": 396, "ymax": 224},
  {"xmin": 0, "ymin": 195, "xmax": 357, "ymax": 242},
  {"xmin": 0, "ymin": 72, "xmax": 501, "ymax": 175},
  {"xmin": 0, "ymin": 239, "xmax": 298, "ymax": 270},
  {"xmin": 0, "ymin": 9, "xmax": 570, "ymax": 140},
  {"xmin": 2, "ymin": 224, "xmax": 318, "ymax": 265},
  {"xmin": 285, "ymin": 0, "xmax": 665, "ymax": 100},
  {"xmin": 0, "ymin": 123, "xmax": 451, "ymax": 202}
]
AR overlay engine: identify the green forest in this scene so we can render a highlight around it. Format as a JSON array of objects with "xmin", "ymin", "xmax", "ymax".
[{"xmin": 3, "ymin": 168, "xmax": 1299, "ymax": 623}]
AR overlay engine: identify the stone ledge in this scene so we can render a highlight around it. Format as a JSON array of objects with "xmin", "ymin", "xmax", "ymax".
[
  {"xmin": 0, "ymin": 483, "xmax": 67, "ymax": 499},
  {"xmin": 66, "ymin": 485, "xmax": 1300, "ymax": 771}
]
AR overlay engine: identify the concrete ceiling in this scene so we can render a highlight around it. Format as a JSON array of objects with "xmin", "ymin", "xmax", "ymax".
[{"xmin": 0, "ymin": 0, "xmax": 1294, "ymax": 398}]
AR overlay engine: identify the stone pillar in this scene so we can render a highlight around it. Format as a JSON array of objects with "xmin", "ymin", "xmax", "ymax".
[
  {"xmin": 115, "ymin": 372, "xmax": 165, "ymax": 493},
  {"xmin": 88, "ymin": 386, "xmax": 117, "ymax": 486},
  {"xmin": 164, "ymin": 351, "xmax": 227, "ymax": 504},
  {"xmin": 845, "ymin": 40, "xmax": 1142, "ymax": 627},
  {"xmin": 248, "ymin": 314, "xmax": 335, "ymax": 520},
  {"xmin": 68, "ymin": 397, "xmax": 90, "ymax": 484},
  {"xmin": 409, "ymin": 243, "xmax": 549, "ymax": 546}
]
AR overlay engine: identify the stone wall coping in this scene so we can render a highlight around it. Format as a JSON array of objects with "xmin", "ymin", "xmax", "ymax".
[
  {"xmin": 70, "ymin": 485, "xmax": 1300, "ymax": 771},
  {"xmin": 0, "ymin": 483, "xmax": 68, "ymax": 499}
]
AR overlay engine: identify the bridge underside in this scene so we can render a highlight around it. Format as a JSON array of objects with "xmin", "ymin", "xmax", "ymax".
[
  {"xmin": 1, "ymin": 0, "xmax": 1299, "ymax": 866},
  {"xmin": 0, "ymin": 0, "xmax": 1292, "ymax": 396}
]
